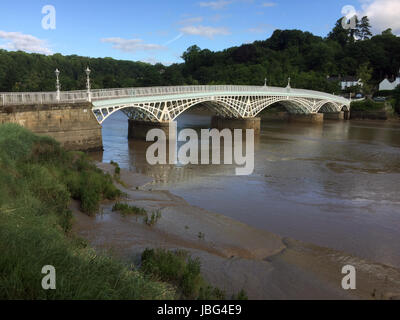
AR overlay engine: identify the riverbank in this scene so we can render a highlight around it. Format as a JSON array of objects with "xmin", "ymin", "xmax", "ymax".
[
  {"xmin": 72, "ymin": 162, "xmax": 400, "ymax": 300},
  {"xmin": 0, "ymin": 124, "xmax": 176, "ymax": 300}
]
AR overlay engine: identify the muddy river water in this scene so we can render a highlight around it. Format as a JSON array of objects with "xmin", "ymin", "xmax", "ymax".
[{"xmin": 92, "ymin": 111, "xmax": 400, "ymax": 269}]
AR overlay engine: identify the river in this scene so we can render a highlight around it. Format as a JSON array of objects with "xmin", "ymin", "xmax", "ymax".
[{"xmin": 92, "ymin": 111, "xmax": 400, "ymax": 268}]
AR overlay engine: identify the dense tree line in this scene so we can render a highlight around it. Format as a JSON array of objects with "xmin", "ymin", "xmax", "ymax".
[{"xmin": 0, "ymin": 16, "xmax": 399, "ymax": 94}]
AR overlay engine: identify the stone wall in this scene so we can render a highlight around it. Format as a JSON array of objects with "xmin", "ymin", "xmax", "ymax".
[
  {"xmin": 323, "ymin": 111, "xmax": 345, "ymax": 120},
  {"xmin": 260, "ymin": 112, "xmax": 290, "ymax": 121},
  {"xmin": 0, "ymin": 102, "xmax": 102, "ymax": 151},
  {"xmin": 350, "ymin": 110, "xmax": 389, "ymax": 120}
]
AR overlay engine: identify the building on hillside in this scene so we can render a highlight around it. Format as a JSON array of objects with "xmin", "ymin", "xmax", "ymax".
[
  {"xmin": 328, "ymin": 76, "xmax": 363, "ymax": 91},
  {"xmin": 379, "ymin": 70, "xmax": 400, "ymax": 91}
]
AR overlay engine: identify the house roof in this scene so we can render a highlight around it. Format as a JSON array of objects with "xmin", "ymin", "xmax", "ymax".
[{"xmin": 328, "ymin": 76, "xmax": 360, "ymax": 82}]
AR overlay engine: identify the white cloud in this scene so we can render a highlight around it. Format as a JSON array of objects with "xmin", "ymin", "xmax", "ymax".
[
  {"xmin": 101, "ymin": 37, "xmax": 165, "ymax": 53},
  {"xmin": 199, "ymin": 0, "xmax": 232, "ymax": 10},
  {"xmin": 180, "ymin": 25, "xmax": 230, "ymax": 38},
  {"xmin": 0, "ymin": 30, "xmax": 52, "ymax": 55},
  {"xmin": 179, "ymin": 17, "xmax": 204, "ymax": 24},
  {"xmin": 261, "ymin": 2, "xmax": 276, "ymax": 7},
  {"xmin": 359, "ymin": 0, "xmax": 400, "ymax": 34}
]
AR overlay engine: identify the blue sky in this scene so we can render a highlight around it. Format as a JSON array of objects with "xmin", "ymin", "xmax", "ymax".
[{"xmin": 0, "ymin": 0, "xmax": 399, "ymax": 65}]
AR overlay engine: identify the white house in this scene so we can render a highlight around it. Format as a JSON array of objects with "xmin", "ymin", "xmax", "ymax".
[
  {"xmin": 379, "ymin": 71, "xmax": 400, "ymax": 91},
  {"xmin": 328, "ymin": 76, "xmax": 363, "ymax": 91}
]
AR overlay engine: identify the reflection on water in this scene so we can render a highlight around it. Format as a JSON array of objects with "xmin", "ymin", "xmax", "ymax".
[{"xmin": 93, "ymin": 111, "xmax": 400, "ymax": 268}]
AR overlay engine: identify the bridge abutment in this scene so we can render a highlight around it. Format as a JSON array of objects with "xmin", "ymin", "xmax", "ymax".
[
  {"xmin": 211, "ymin": 116, "xmax": 261, "ymax": 134},
  {"xmin": 0, "ymin": 102, "xmax": 103, "ymax": 152}
]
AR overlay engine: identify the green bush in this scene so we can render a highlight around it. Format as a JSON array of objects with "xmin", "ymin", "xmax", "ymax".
[{"xmin": 351, "ymin": 99, "xmax": 385, "ymax": 111}]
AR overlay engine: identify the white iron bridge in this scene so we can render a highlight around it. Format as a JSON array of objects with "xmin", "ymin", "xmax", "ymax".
[{"xmin": 0, "ymin": 85, "xmax": 350, "ymax": 124}]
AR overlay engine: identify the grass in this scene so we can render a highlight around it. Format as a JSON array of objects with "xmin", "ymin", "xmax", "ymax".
[
  {"xmin": 112, "ymin": 203, "xmax": 147, "ymax": 216},
  {"xmin": 141, "ymin": 249, "xmax": 248, "ymax": 300},
  {"xmin": 144, "ymin": 210, "xmax": 162, "ymax": 227},
  {"xmin": 0, "ymin": 123, "xmax": 174, "ymax": 299},
  {"xmin": 141, "ymin": 249, "xmax": 227, "ymax": 300}
]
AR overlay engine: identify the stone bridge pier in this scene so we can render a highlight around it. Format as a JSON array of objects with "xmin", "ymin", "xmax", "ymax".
[
  {"xmin": 211, "ymin": 116, "xmax": 261, "ymax": 134},
  {"xmin": 128, "ymin": 119, "xmax": 172, "ymax": 140}
]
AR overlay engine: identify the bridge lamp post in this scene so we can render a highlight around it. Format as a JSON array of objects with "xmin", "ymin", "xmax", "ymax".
[
  {"xmin": 264, "ymin": 78, "xmax": 268, "ymax": 87},
  {"xmin": 55, "ymin": 69, "xmax": 60, "ymax": 102},
  {"xmin": 85, "ymin": 67, "xmax": 92, "ymax": 102},
  {"xmin": 286, "ymin": 77, "xmax": 291, "ymax": 92}
]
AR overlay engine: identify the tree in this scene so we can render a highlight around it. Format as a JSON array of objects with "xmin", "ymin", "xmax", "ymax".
[
  {"xmin": 357, "ymin": 63, "xmax": 373, "ymax": 96},
  {"xmin": 382, "ymin": 28, "xmax": 394, "ymax": 36},
  {"xmin": 357, "ymin": 16, "xmax": 373, "ymax": 40},
  {"xmin": 328, "ymin": 18, "xmax": 352, "ymax": 47}
]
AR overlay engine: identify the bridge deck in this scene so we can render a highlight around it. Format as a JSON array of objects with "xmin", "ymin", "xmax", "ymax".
[{"xmin": 1, "ymin": 85, "xmax": 349, "ymax": 107}]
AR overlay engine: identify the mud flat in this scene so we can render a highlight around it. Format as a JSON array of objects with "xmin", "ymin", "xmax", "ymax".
[{"xmin": 71, "ymin": 163, "xmax": 400, "ymax": 300}]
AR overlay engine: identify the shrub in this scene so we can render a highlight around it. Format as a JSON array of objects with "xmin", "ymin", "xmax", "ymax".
[
  {"xmin": 60, "ymin": 158, "xmax": 121, "ymax": 215},
  {"xmin": 351, "ymin": 99, "xmax": 385, "ymax": 111}
]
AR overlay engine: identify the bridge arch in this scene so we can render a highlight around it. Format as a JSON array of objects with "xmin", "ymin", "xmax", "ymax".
[
  {"xmin": 94, "ymin": 95, "xmax": 328, "ymax": 124},
  {"xmin": 251, "ymin": 97, "xmax": 317, "ymax": 116},
  {"xmin": 316, "ymin": 101, "xmax": 345, "ymax": 113}
]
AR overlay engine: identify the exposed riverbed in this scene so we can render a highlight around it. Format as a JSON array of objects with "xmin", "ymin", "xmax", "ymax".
[{"xmin": 72, "ymin": 162, "xmax": 400, "ymax": 299}]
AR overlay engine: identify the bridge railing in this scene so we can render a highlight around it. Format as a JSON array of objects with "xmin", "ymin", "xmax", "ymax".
[{"xmin": 0, "ymin": 85, "xmax": 349, "ymax": 106}]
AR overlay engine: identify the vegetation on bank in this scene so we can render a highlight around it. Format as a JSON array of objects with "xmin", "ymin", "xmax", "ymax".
[
  {"xmin": 141, "ymin": 249, "xmax": 247, "ymax": 300},
  {"xmin": 350, "ymin": 98, "xmax": 398, "ymax": 117},
  {"xmin": 0, "ymin": 124, "xmax": 238, "ymax": 300},
  {"xmin": 350, "ymin": 99, "xmax": 386, "ymax": 111},
  {"xmin": 144, "ymin": 210, "xmax": 162, "ymax": 227},
  {"xmin": 112, "ymin": 203, "xmax": 147, "ymax": 216},
  {"xmin": 0, "ymin": 123, "xmax": 174, "ymax": 299}
]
